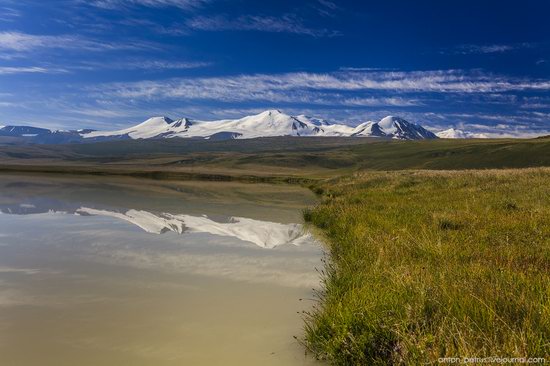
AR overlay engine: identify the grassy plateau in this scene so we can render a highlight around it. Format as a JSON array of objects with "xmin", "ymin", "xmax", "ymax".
[
  {"xmin": 1, "ymin": 136, "xmax": 550, "ymax": 180},
  {"xmin": 303, "ymin": 169, "xmax": 550, "ymax": 365}
]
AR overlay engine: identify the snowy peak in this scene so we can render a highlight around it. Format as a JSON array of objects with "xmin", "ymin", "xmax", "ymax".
[
  {"xmin": 436, "ymin": 128, "xmax": 469, "ymax": 139},
  {"xmin": 378, "ymin": 116, "xmax": 403, "ymax": 130},
  {"xmin": 352, "ymin": 121, "xmax": 384, "ymax": 137},
  {"xmin": 167, "ymin": 110, "xmax": 330, "ymax": 139},
  {"xmin": 84, "ymin": 116, "xmax": 183, "ymax": 139},
  {"xmin": 258, "ymin": 109, "xmax": 284, "ymax": 117},
  {"xmin": 229, "ymin": 110, "xmax": 310, "ymax": 134},
  {"xmin": 170, "ymin": 118, "xmax": 192, "ymax": 129},
  {"xmin": 350, "ymin": 116, "xmax": 436, "ymax": 140},
  {"xmin": 377, "ymin": 116, "xmax": 438, "ymax": 140},
  {"xmin": 436, "ymin": 128, "xmax": 489, "ymax": 139},
  {"xmin": 145, "ymin": 116, "xmax": 173, "ymax": 124},
  {"xmin": 220, "ymin": 110, "xmax": 296, "ymax": 129}
]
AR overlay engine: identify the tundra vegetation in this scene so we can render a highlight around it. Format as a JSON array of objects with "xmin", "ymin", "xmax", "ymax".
[{"xmin": 303, "ymin": 169, "xmax": 550, "ymax": 365}]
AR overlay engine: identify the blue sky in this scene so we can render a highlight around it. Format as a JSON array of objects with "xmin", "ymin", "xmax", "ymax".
[{"xmin": 0, "ymin": 0, "xmax": 549, "ymax": 136}]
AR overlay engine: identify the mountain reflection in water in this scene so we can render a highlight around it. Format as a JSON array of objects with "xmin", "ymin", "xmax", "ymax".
[
  {"xmin": 0, "ymin": 199, "xmax": 311, "ymax": 249},
  {"xmin": 0, "ymin": 175, "xmax": 321, "ymax": 366}
]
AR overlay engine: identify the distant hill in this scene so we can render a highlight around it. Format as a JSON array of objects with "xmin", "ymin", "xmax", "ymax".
[{"xmin": 0, "ymin": 136, "xmax": 549, "ymax": 181}]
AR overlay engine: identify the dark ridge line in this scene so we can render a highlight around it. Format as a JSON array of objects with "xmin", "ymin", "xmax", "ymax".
[{"xmin": 0, "ymin": 165, "xmax": 318, "ymax": 185}]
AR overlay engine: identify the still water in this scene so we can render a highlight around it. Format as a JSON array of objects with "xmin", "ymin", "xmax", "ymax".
[{"xmin": 0, "ymin": 174, "xmax": 322, "ymax": 366}]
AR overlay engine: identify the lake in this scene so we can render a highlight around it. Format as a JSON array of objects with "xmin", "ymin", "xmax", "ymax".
[{"xmin": 0, "ymin": 174, "xmax": 322, "ymax": 366}]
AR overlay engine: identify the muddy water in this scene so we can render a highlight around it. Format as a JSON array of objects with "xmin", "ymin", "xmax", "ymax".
[{"xmin": 0, "ymin": 175, "xmax": 322, "ymax": 366}]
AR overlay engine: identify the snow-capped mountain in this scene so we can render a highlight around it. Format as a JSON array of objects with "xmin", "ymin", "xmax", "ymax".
[
  {"xmin": 353, "ymin": 116, "xmax": 437, "ymax": 139},
  {"xmin": 0, "ymin": 110, "xmax": 439, "ymax": 144},
  {"xmin": 436, "ymin": 128, "xmax": 489, "ymax": 139},
  {"xmin": 81, "ymin": 110, "xmax": 438, "ymax": 141}
]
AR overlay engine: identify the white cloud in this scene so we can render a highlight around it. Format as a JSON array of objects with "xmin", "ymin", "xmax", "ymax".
[
  {"xmin": 317, "ymin": 0, "xmax": 338, "ymax": 10},
  {"xmin": 187, "ymin": 14, "xmax": 341, "ymax": 37},
  {"xmin": 0, "ymin": 66, "xmax": 68, "ymax": 75},
  {"xmin": 314, "ymin": 0, "xmax": 340, "ymax": 17},
  {"xmin": 2, "ymin": 64, "xmax": 548, "ymax": 137},
  {"xmin": 69, "ymin": 59, "xmax": 211, "ymax": 72},
  {"xmin": 445, "ymin": 43, "xmax": 534, "ymax": 55},
  {"xmin": 0, "ymin": 31, "xmax": 157, "ymax": 53},
  {"xmin": 457, "ymin": 44, "xmax": 514, "ymax": 54},
  {"xmin": 88, "ymin": 0, "xmax": 211, "ymax": 10},
  {"xmin": 92, "ymin": 70, "xmax": 550, "ymax": 105},
  {"xmin": 71, "ymin": 108, "xmax": 135, "ymax": 118},
  {"xmin": 341, "ymin": 97, "xmax": 421, "ymax": 107},
  {"xmin": 103, "ymin": 60, "xmax": 211, "ymax": 70},
  {"xmin": 0, "ymin": 32, "xmax": 71, "ymax": 52},
  {"xmin": 93, "ymin": 76, "xmax": 425, "ymax": 107},
  {"xmin": 0, "ymin": 6, "xmax": 20, "ymax": 22},
  {"xmin": 339, "ymin": 67, "xmax": 396, "ymax": 71},
  {"xmin": 520, "ymin": 97, "xmax": 550, "ymax": 109}
]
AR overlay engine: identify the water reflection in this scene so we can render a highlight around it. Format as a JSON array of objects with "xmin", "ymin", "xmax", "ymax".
[
  {"xmin": 0, "ymin": 175, "xmax": 321, "ymax": 366},
  {"xmin": 0, "ymin": 198, "xmax": 311, "ymax": 249}
]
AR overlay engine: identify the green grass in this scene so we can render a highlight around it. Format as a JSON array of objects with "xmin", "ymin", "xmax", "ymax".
[{"xmin": 303, "ymin": 169, "xmax": 550, "ymax": 365}]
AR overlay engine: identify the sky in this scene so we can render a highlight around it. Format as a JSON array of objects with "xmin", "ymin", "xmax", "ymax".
[{"xmin": 0, "ymin": 0, "xmax": 549, "ymax": 137}]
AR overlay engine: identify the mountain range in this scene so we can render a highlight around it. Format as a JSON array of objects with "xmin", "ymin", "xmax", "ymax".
[{"xmin": 0, "ymin": 110, "xmax": 470, "ymax": 144}]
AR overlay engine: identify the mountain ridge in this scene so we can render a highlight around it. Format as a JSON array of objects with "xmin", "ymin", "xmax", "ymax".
[{"xmin": 0, "ymin": 110, "xmax": 440, "ymax": 144}]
